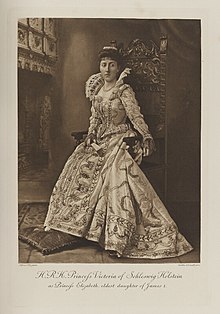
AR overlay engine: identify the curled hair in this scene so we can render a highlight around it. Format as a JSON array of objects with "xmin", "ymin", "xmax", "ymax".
[{"xmin": 98, "ymin": 47, "xmax": 123, "ymax": 67}]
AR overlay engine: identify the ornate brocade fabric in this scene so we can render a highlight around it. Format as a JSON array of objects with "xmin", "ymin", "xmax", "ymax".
[{"xmin": 44, "ymin": 75, "xmax": 193, "ymax": 259}]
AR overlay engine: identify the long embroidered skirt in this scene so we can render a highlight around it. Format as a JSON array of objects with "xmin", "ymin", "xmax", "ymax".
[{"xmin": 44, "ymin": 130, "xmax": 193, "ymax": 259}]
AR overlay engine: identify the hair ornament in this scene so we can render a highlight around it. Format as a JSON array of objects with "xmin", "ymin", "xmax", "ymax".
[{"xmin": 103, "ymin": 46, "xmax": 118, "ymax": 51}]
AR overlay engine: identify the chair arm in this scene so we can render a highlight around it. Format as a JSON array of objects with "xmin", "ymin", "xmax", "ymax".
[
  {"xmin": 71, "ymin": 131, "xmax": 87, "ymax": 145},
  {"xmin": 123, "ymin": 135, "xmax": 142, "ymax": 147},
  {"xmin": 71, "ymin": 133, "xmax": 142, "ymax": 149}
]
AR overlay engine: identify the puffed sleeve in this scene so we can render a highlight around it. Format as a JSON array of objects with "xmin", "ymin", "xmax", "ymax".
[
  {"xmin": 119, "ymin": 84, "xmax": 155, "ymax": 156},
  {"xmin": 87, "ymin": 102, "xmax": 100, "ymax": 136}
]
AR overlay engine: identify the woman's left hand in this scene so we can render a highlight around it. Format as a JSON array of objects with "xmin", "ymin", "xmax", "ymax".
[{"xmin": 143, "ymin": 138, "xmax": 156, "ymax": 156}]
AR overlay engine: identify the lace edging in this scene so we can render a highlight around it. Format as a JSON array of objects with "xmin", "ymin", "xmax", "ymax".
[{"xmin": 85, "ymin": 68, "xmax": 131, "ymax": 101}]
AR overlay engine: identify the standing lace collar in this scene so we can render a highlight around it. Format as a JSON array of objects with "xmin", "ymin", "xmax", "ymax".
[{"xmin": 85, "ymin": 68, "xmax": 131, "ymax": 101}]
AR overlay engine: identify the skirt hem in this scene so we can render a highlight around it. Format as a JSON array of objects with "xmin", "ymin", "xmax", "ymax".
[{"xmin": 44, "ymin": 224, "xmax": 194, "ymax": 260}]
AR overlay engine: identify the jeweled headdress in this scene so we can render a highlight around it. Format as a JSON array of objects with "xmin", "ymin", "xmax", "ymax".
[{"xmin": 98, "ymin": 40, "xmax": 122, "ymax": 65}]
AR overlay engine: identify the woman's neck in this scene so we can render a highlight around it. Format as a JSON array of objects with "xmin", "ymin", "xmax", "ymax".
[{"xmin": 103, "ymin": 80, "xmax": 117, "ymax": 92}]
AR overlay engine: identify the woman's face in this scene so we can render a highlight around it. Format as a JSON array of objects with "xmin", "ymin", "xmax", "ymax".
[{"xmin": 99, "ymin": 57, "xmax": 120, "ymax": 83}]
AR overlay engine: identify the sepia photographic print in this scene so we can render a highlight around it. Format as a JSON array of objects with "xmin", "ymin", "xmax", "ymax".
[
  {"xmin": 18, "ymin": 18, "xmax": 201, "ymax": 264},
  {"xmin": 2, "ymin": 0, "xmax": 220, "ymax": 313}
]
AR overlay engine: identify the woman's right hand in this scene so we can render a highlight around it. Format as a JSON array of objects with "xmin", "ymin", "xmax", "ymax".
[{"xmin": 84, "ymin": 133, "xmax": 96, "ymax": 147}]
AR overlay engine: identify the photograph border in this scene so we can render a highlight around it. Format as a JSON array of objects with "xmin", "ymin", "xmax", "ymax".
[{"xmin": 1, "ymin": 0, "xmax": 220, "ymax": 313}]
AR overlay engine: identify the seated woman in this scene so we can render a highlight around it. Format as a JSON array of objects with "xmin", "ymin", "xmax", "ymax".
[{"xmin": 44, "ymin": 44, "xmax": 193, "ymax": 259}]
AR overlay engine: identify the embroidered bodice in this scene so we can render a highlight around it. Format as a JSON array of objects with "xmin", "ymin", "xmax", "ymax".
[
  {"xmin": 85, "ymin": 68, "xmax": 154, "ymax": 153},
  {"xmin": 95, "ymin": 91, "xmax": 127, "ymax": 126}
]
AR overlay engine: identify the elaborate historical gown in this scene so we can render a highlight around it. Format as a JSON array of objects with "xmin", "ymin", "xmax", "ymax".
[{"xmin": 44, "ymin": 69, "xmax": 193, "ymax": 259}]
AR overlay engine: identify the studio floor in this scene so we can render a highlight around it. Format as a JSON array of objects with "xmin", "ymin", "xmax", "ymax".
[{"xmin": 19, "ymin": 238, "xmax": 200, "ymax": 264}]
